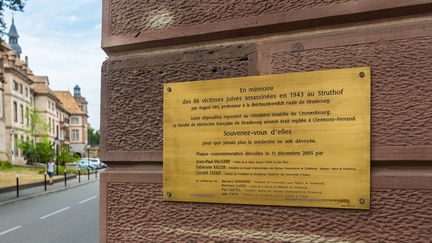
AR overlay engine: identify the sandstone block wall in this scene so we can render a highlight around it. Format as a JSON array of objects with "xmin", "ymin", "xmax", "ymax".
[{"xmin": 100, "ymin": 1, "xmax": 432, "ymax": 242}]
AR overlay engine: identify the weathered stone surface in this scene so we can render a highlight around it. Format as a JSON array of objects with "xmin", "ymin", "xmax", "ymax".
[
  {"xmin": 270, "ymin": 36, "xmax": 432, "ymax": 146},
  {"xmin": 103, "ymin": 45, "xmax": 255, "ymax": 152},
  {"xmin": 109, "ymin": 0, "xmax": 351, "ymax": 36},
  {"xmin": 106, "ymin": 182, "xmax": 432, "ymax": 242}
]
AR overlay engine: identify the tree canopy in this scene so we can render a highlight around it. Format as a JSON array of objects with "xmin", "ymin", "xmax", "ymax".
[
  {"xmin": 18, "ymin": 107, "xmax": 52, "ymax": 164},
  {"xmin": 88, "ymin": 127, "xmax": 100, "ymax": 146}
]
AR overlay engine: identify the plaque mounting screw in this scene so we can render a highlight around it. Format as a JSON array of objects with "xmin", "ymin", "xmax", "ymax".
[
  {"xmin": 359, "ymin": 72, "xmax": 365, "ymax": 78},
  {"xmin": 167, "ymin": 87, "xmax": 172, "ymax": 92},
  {"xmin": 359, "ymin": 198, "xmax": 365, "ymax": 204},
  {"xmin": 166, "ymin": 192, "xmax": 172, "ymax": 198}
]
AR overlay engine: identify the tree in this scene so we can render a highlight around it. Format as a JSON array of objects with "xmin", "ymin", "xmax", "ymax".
[
  {"xmin": 87, "ymin": 127, "xmax": 100, "ymax": 146},
  {"xmin": 18, "ymin": 107, "xmax": 52, "ymax": 164},
  {"xmin": 58, "ymin": 146, "xmax": 79, "ymax": 166},
  {"xmin": 0, "ymin": 0, "xmax": 26, "ymax": 36}
]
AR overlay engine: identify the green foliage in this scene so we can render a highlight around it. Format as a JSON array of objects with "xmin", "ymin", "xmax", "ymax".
[
  {"xmin": 35, "ymin": 140, "xmax": 55, "ymax": 163},
  {"xmin": 18, "ymin": 140, "xmax": 35, "ymax": 164},
  {"xmin": 0, "ymin": 160, "xmax": 12, "ymax": 169},
  {"xmin": 19, "ymin": 139, "xmax": 54, "ymax": 164},
  {"xmin": 18, "ymin": 108, "xmax": 53, "ymax": 165},
  {"xmin": 37, "ymin": 165, "xmax": 94, "ymax": 175},
  {"xmin": 58, "ymin": 146, "xmax": 79, "ymax": 166},
  {"xmin": 26, "ymin": 107, "xmax": 50, "ymax": 139},
  {"xmin": 0, "ymin": 1, "xmax": 26, "ymax": 36},
  {"xmin": 87, "ymin": 127, "xmax": 100, "ymax": 146}
]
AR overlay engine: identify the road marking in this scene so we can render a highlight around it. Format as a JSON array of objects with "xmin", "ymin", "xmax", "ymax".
[
  {"xmin": 78, "ymin": 196, "xmax": 97, "ymax": 204},
  {"xmin": 0, "ymin": 226, "xmax": 22, "ymax": 236},
  {"xmin": 40, "ymin": 207, "xmax": 70, "ymax": 220}
]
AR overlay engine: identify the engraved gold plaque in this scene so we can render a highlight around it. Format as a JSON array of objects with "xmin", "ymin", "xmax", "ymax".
[{"xmin": 163, "ymin": 67, "xmax": 370, "ymax": 209}]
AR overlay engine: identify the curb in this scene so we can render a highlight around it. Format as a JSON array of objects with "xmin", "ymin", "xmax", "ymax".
[
  {"xmin": 0, "ymin": 174, "xmax": 77, "ymax": 193},
  {"xmin": 0, "ymin": 178, "xmax": 99, "ymax": 206}
]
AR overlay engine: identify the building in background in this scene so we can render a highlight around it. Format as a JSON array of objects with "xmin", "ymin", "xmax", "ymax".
[
  {"xmin": 0, "ymin": 56, "xmax": 6, "ymax": 160},
  {"xmin": 0, "ymin": 18, "xmax": 90, "ymax": 164},
  {"xmin": 1, "ymin": 42, "xmax": 34, "ymax": 164},
  {"xmin": 31, "ymin": 76, "xmax": 61, "ymax": 143},
  {"xmin": 53, "ymin": 90, "xmax": 88, "ymax": 156},
  {"xmin": 56, "ymin": 100, "xmax": 70, "ymax": 146},
  {"xmin": 8, "ymin": 17, "xmax": 21, "ymax": 58}
]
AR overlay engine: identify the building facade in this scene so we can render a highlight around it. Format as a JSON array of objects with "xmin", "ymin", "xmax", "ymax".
[
  {"xmin": 2, "ymin": 43, "xmax": 34, "ymax": 165},
  {"xmin": 100, "ymin": 1, "xmax": 432, "ymax": 242},
  {"xmin": 0, "ymin": 56, "xmax": 6, "ymax": 160},
  {"xmin": 53, "ymin": 90, "xmax": 88, "ymax": 156},
  {"xmin": 56, "ymin": 102, "xmax": 70, "ymax": 146},
  {"xmin": 31, "ymin": 76, "xmax": 62, "ymax": 143},
  {"xmin": 0, "ymin": 18, "xmax": 90, "ymax": 164}
]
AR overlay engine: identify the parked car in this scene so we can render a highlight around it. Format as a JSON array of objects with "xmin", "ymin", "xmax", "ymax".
[
  {"xmin": 78, "ymin": 159, "xmax": 97, "ymax": 170},
  {"xmin": 89, "ymin": 158, "xmax": 105, "ymax": 169},
  {"xmin": 99, "ymin": 162, "xmax": 108, "ymax": 169}
]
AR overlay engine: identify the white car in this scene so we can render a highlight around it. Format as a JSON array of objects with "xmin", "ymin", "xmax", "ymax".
[
  {"xmin": 78, "ymin": 159, "xmax": 96, "ymax": 170},
  {"xmin": 88, "ymin": 158, "xmax": 106, "ymax": 169}
]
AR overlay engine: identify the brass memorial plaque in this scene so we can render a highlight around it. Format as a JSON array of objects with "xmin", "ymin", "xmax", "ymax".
[{"xmin": 163, "ymin": 67, "xmax": 370, "ymax": 209}]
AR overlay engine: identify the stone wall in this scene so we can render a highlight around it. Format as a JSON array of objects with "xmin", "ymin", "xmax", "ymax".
[{"xmin": 100, "ymin": 0, "xmax": 432, "ymax": 242}]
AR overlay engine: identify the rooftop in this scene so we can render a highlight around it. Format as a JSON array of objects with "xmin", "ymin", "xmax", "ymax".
[{"xmin": 53, "ymin": 91, "xmax": 86, "ymax": 115}]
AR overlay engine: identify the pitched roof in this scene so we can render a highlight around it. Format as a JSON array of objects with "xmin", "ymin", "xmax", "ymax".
[
  {"xmin": 1, "ymin": 42, "xmax": 33, "ymax": 76},
  {"xmin": 53, "ymin": 91, "xmax": 86, "ymax": 115},
  {"xmin": 8, "ymin": 17, "xmax": 19, "ymax": 38},
  {"xmin": 30, "ymin": 76, "xmax": 60, "ymax": 102},
  {"xmin": 32, "ymin": 82, "xmax": 49, "ymax": 93},
  {"xmin": 30, "ymin": 75, "xmax": 49, "ymax": 84}
]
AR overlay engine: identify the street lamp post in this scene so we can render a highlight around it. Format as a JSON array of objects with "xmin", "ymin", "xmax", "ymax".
[
  {"xmin": 87, "ymin": 143, "xmax": 91, "ymax": 170},
  {"xmin": 33, "ymin": 134, "xmax": 37, "ymax": 166},
  {"xmin": 54, "ymin": 137, "xmax": 60, "ymax": 175},
  {"xmin": 10, "ymin": 130, "xmax": 15, "ymax": 162}
]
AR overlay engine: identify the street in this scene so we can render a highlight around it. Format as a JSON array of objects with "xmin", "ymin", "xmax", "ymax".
[{"xmin": 0, "ymin": 181, "xmax": 99, "ymax": 243}]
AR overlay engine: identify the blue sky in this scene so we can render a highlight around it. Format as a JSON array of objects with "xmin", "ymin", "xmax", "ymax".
[{"xmin": 4, "ymin": 0, "xmax": 106, "ymax": 130}]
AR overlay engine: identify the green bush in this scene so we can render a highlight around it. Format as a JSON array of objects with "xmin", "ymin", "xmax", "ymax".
[
  {"xmin": 0, "ymin": 161, "xmax": 12, "ymax": 169},
  {"xmin": 19, "ymin": 140, "xmax": 55, "ymax": 165},
  {"xmin": 37, "ymin": 165, "xmax": 93, "ymax": 175},
  {"xmin": 58, "ymin": 147, "xmax": 80, "ymax": 166}
]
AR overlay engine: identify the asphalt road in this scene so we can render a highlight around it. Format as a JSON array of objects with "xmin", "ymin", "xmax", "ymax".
[{"xmin": 0, "ymin": 181, "xmax": 99, "ymax": 243}]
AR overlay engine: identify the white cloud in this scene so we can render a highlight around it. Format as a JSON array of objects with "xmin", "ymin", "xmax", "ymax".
[{"xmin": 68, "ymin": 15, "xmax": 79, "ymax": 22}]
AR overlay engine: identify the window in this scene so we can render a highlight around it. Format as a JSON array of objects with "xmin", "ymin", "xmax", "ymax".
[
  {"xmin": 71, "ymin": 117, "xmax": 79, "ymax": 124},
  {"xmin": 30, "ymin": 97, "xmax": 33, "ymax": 105},
  {"xmin": 72, "ymin": 129, "xmax": 79, "ymax": 141},
  {"xmin": 20, "ymin": 104, "xmax": 24, "ymax": 124},
  {"xmin": 13, "ymin": 102, "xmax": 18, "ymax": 122},
  {"xmin": 25, "ymin": 87, "xmax": 28, "ymax": 97},
  {"xmin": 19, "ymin": 84, "xmax": 23, "ymax": 94},
  {"xmin": 48, "ymin": 118, "xmax": 51, "ymax": 132},
  {"xmin": 20, "ymin": 135, "xmax": 24, "ymax": 156},
  {"xmin": 26, "ymin": 107, "xmax": 29, "ymax": 125},
  {"xmin": 14, "ymin": 135, "xmax": 19, "ymax": 157},
  {"xmin": 13, "ymin": 80, "xmax": 18, "ymax": 91},
  {"xmin": 48, "ymin": 101, "xmax": 51, "ymax": 109}
]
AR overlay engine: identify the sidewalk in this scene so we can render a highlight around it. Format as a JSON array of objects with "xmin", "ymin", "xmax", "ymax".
[{"xmin": 0, "ymin": 171, "xmax": 100, "ymax": 205}]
